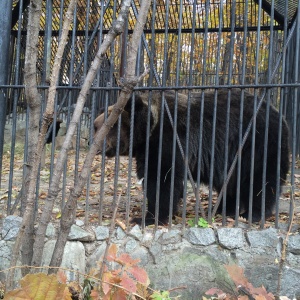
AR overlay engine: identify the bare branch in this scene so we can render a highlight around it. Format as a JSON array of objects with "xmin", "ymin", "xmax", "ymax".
[
  {"xmin": 276, "ymin": 189, "xmax": 295, "ymax": 299},
  {"xmin": 30, "ymin": 0, "xmax": 78, "ymax": 269},
  {"xmin": 34, "ymin": 0, "xmax": 132, "ymax": 271},
  {"xmin": 49, "ymin": 0, "xmax": 151, "ymax": 271}
]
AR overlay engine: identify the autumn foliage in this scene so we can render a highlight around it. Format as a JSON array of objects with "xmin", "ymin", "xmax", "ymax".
[
  {"xmin": 4, "ymin": 273, "xmax": 72, "ymax": 300},
  {"xmin": 3, "ymin": 251, "xmax": 278, "ymax": 300},
  {"xmin": 97, "ymin": 244, "xmax": 150, "ymax": 299},
  {"xmin": 204, "ymin": 265, "xmax": 275, "ymax": 300}
]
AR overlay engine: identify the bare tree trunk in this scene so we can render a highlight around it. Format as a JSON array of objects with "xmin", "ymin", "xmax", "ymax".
[
  {"xmin": 6, "ymin": 0, "xmax": 42, "ymax": 288},
  {"xmin": 49, "ymin": 0, "xmax": 152, "ymax": 271},
  {"xmin": 7, "ymin": 0, "xmax": 78, "ymax": 287},
  {"xmin": 18, "ymin": 0, "xmax": 43, "ymax": 276},
  {"xmin": 219, "ymin": 35, "xmax": 231, "ymax": 85},
  {"xmin": 28, "ymin": 0, "xmax": 79, "ymax": 269},
  {"xmin": 33, "ymin": 0, "xmax": 134, "ymax": 271}
]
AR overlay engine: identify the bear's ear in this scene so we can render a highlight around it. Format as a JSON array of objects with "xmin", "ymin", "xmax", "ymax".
[{"xmin": 123, "ymin": 94, "xmax": 147, "ymax": 115}]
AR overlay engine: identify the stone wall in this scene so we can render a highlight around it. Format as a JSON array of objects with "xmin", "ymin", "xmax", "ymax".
[{"xmin": 1, "ymin": 215, "xmax": 300, "ymax": 299}]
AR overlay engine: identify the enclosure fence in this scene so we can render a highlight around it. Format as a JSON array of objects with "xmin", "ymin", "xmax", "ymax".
[{"xmin": 0, "ymin": 0, "xmax": 300, "ymax": 230}]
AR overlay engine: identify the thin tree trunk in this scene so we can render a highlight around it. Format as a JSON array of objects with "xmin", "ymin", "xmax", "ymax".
[
  {"xmin": 6, "ymin": 0, "xmax": 42, "ymax": 289},
  {"xmin": 29, "ymin": 0, "xmax": 79, "ymax": 269},
  {"xmin": 33, "ymin": 0, "xmax": 134, "ymax": 271},
  {"xmin": 219, "ymin": 34, "xmax": 231, "ymax": 85},
  {"xmin": 49, "ymin": 0, "xmax": 152, "ymax": 271},
  {"xmin": 8, "ymin": 0, "xmax": 78, "ymax": 286}
]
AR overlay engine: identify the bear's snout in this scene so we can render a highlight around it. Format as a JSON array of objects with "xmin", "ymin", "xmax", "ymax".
[{"xmin": 93, "ymin": 106, "xmax": 131, "ymax": 157}]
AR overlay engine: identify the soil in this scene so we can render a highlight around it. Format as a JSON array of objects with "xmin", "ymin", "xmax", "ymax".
[{"xmin": 0, "ymin": 147, "xmax": 299, "ymax": 230}]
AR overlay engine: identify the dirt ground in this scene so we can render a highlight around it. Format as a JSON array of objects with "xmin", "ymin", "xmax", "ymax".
[{"xmin": 0, "ymin": 146, "xmax": 300, "ymax": 230}]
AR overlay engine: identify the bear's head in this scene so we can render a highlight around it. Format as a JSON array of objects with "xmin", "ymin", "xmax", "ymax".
[
  {"xmin": 93, "ymin": 91, "xmax": 182, "ymax": 157},
  {"xmin": 93, "ymin": 105, "xmax": 131, "ymax": 157}
]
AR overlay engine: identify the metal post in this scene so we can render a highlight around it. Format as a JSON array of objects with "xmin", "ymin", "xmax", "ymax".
[{"xmin": 0, "ymin": 0, "xmax": 13, "ymax": 187}]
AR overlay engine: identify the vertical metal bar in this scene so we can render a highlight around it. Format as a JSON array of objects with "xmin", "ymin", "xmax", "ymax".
[
  {"xmin": 7, "ymin": 0, "xmax": 24, "ymax": 213},
  {"xmin": 110, "ymin": 0, "xmax": 119, "ymax": 217},
  {"xmin": 169, "ymin": 0, "xmax": 183, "ymax": 228},
  {"xmin": 140, "ymin": 0, "xmax": 157, "ymax": 230},
  {"xmin": 99, "ymin": 88, "xmax": 109, "ymax": 225},
  {"xmin": 222, "ymin": 0, "xmax": 236, "ymax": 225},
  {"xmin": 169, "ymin": 89, "xmax": 178, "ymax": 228},
  {"xmin": 49, "ymin": 96, "xmax": 59, "ymax": 180},
  {"xmin": 84, "ymin": 0, "xmax": 91, "ymax": 224},
  {"xmin": 155, "ymin": 92, "xmax": 164, "ymax": 228},
  {"xmin": 235, "ymin": 0, "xmax": 248, "ymax": 226},
  {"xmin": 153, "ymin": 0, "xmax": 170, "ymax": 229},
  {"xmin": 208, "ymin": 0, "xmax": 223, "ymax": 223},
  {"xmin": 40, "ymin": 0, "xmax": 52, "ymax": 201},
  {"xmin": 125, "ymin": 37, "xmax": 141, "ymax": 228},
  {"xmin": 0, "ymin": 0, "xmax": 13, "ymax": 190},
  {"xmin": 97, "ymin": 0, "xmax": 106, "ymax": 225},
  {"xmin": 187, "ymin": 0, "xmax": 199, "ymax": 226},
  {"xmin": 275, "ymin": 0, "xmax": 289, "ymax": 228},
  {"xmin": 260, "ymin": 0, "xmax": 275, "ymax": 228},
  {"xmin": 43, "ymin": 0, "xmax": 53, "ymax": 84},
  {"xmin": 248, "ymin": 0, "xmax": 262, "ymax": 226},
  {"xmin": 290, "ymin": 0, "xmax": 300, "ymax": 228},
  {"xmin": 113, "ymin": 116, "xmax": 122, "ymax": 206},
  {"xmin": 183, "ymin": 0, "xmax": 198, "ymax": 228},
  {"xmin": 195, "ymin": 0, "xmax": 209, "ymax": 225},
  {"xmin": 126, "ymin": 90, "xmax": 135, "ymax": 228}
]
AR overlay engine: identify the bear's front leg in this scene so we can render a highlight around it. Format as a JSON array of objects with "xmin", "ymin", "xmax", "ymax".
[{"xmin": 131, "ymin": 170, "xmax": 183, "ymax": 226}]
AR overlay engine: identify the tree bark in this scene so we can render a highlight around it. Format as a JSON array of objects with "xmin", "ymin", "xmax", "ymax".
[
  {"xmin": 29, "ymin": 0, "xmax": 79, "ymax": 269},
  {"xmin": 8, "ymin": 0, "xmax": 78, "ymax": 285},
  {"xmin": 49, "ymin": 0, "xmax": 151, "ymax": 272},
  {"xmin": 6, "ymin": 0, "xmax": 42, "ymax": 289},
  {"xmin": 33, "ymin": 0, "xmax": 134, "ymax": 271}
]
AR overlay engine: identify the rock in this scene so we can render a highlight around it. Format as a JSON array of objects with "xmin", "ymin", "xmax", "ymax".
[
  {"xmin": 75, "ymin": 219, "xmax": 85, "ymax": 227},
  {"xmin": 2, "ymin": 216, "xmax": 22, "ymax": 241},
  {"xmin": 159, "ymin": 229, "xmax": 181, "ymax": 245},
  {"xmin": 42, "ymin": 240, "xmax": 85, "ymax": 282},
  {"xmin": 46, "ymin": 223, "xmax": 56, "ymax": 238},
  {"xmin": 246, "ymin": 228, "xmax": 279, "ymax": 249},
  {"xmin": 68, "ymin": 225, "xmax": 95, "ymax": 242},
  {"xmin": 217, "ymin": 228, "xmax": 244, "ymax": 249},
  {"xmin": 125, "ymin": 238, "xmax": 138, "ymax": 253},
  {"xmin": 0, "ymin": 240, "xmax": 22, "ymax": 283},
  {"xmin": 116, "ymin": 227, "xmax": 126, "ymax": 240},
  {"xmin": 87, "ymin": 241, "xmax": 107, "ymax": 270},
  {"xmin": 94, "ymin": 226, "xmax": 109, "ymax": 241},
  {"xmin": 146, "ymin": 250, "xmax": 235, "ymax": 299},
  {"xmin": 184, "ymin": 228, "xmax": 216, "ymax": 246},
  {"xmin": 129, "ymin": 225, "xmax": 143, "ymax": 241},
  {"xmin": 288, "ymin": 234, "xmax": 300, "ymax": 255},
  {"xmin": 130, "ymin": 246, "xmax": 151, "ymax": 267},
  {"xmin": 149, "ymin": 242, "xmax": 163, "ymax": 261}
]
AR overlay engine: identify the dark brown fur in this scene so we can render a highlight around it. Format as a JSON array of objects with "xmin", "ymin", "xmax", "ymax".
[{"xmin": 94, "ymin": 89, "xmax": 290, "ymax": 225}]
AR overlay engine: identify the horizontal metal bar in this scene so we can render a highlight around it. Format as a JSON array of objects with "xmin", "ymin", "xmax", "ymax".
[
  {"xmin": 2, "ymin": 83, "xmax": 300, "ymax": 90},
  {"xmin": 10, "ymin": 26, "xmax": 284, "ymax": 37}
]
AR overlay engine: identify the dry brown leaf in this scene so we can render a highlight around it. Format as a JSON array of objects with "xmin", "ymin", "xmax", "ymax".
[{"xmin": 4, "ymin": 273, "xmax": 72, "ymax": 300}]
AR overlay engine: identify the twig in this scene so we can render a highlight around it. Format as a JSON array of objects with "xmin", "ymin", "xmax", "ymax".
[
  {"xmin": 99, "ymin": 191, "xmax": 123, "ymax": 281},
  {"xmin": 276, "ymin": 187, "xmax": 295, "ymax": 299}
]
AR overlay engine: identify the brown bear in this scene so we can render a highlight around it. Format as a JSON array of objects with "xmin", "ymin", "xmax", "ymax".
[{"xmin": 94, "ymin": 89, "xmax": 290, "ymax": 225}]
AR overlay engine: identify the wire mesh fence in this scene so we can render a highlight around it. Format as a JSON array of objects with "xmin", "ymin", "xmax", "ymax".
[{"xmin": 0, "ymin": 0, "xmax": 300, "ymax": 230}]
